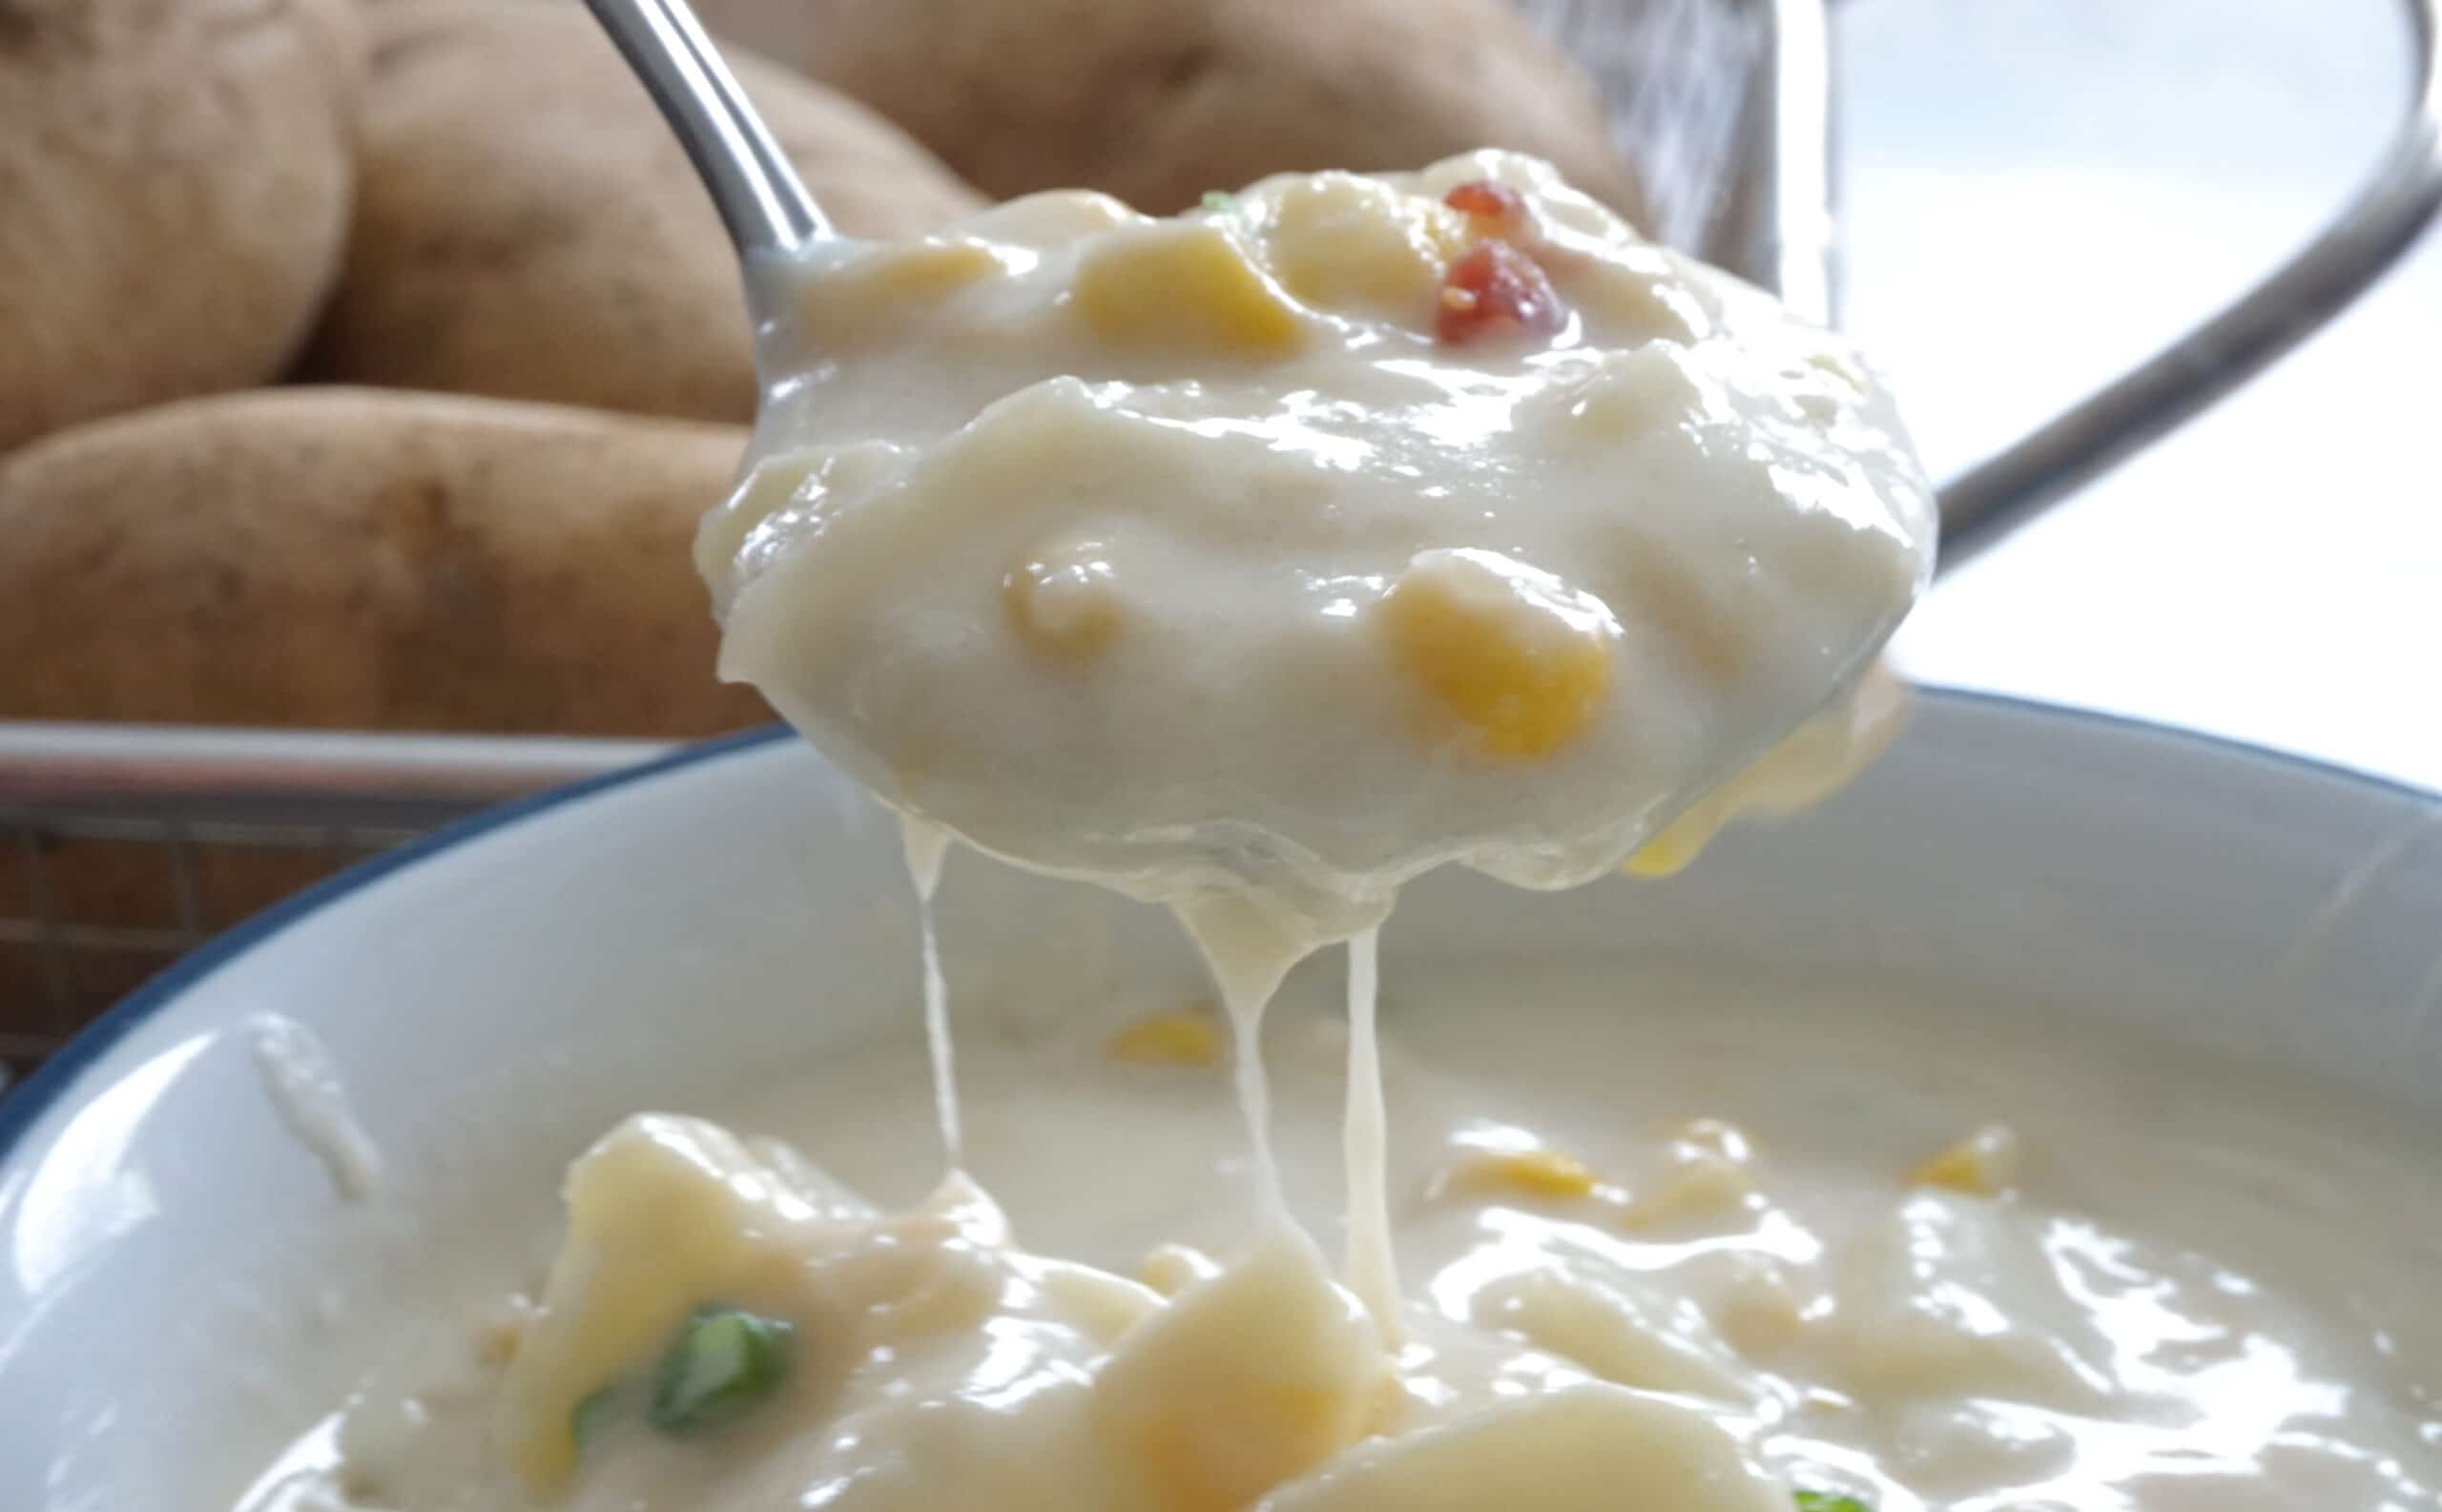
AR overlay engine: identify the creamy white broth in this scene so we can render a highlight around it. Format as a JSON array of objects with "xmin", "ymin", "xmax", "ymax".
[
  {"xmin": 240, "ymin": 965, "xmax": 2441, "ymax": 1511},
  {"xmin": 701, "ymin": 150, "xmax": 1935, "ymax": 963},
  {"xmin": 228, "ymin": 152, "xmax": 2442, "ymax": 1512}
]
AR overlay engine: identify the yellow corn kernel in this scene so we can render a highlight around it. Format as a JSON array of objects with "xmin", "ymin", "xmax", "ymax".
[
  {"xmin": 1623, "ymin": 823, "xmax": 1706, "ymax": 879},
  {"xmin": 1004, "ymin": 541, "xmax": 1124, "ymax": 662},
  {"xmin": 1440, "ymin": 1147, "xmax": 1599, "ymax": 1201},
  {"xmin": 1074, "ymin": 221, "xmax": 1306, "ymax": 354},
  {"xmin": 1911, "ymin": 1123, "xmax": 2022, "ymax": 1196},
  {"xmin": 797, "ymin": 238, "xmax": 1009, "ymax": 342},
  {"xmin": 1139, "ymin": 1242, "xmax": 1225, "ymax": 1296},
  {"xmin": 1378, "ymin": 549, "xmax": 1616, "ymax": 761},
  {"xmin": 1107, "ymin": 1009, "xmax": 1224, "ymax": 1068},
  {"xmin": 1620, "ymin": 1155, "xmax": 1753, "ymax": 1230},
  {"xmin": 1263, "ymin": 174, "xmax": 1468, "ymax": 320}
]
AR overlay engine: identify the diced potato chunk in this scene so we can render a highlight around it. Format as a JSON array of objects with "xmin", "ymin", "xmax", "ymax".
[
  {"xmin": 694, "ymin": 451, "xmax": 819, "ymax": 590},
  {"xmin": 1262, "ymin": 173, "xmax": 1466, "ymax": 321},
  {"xmin": 500, "ymin": 1116, "xmax": 826, "ymax": 1491},
  {"xmin": 1260, "ymin": 1385, "xmax": 1788, "ymax": 1512},
  {"xmin": 1005, "ymin": 538, "xmax": 1125, "ymax": 662},
  {"xmin": 1378, "ymin": 549, "xmax": 1616, "ymax": 761},
  {"xmin": 1106, "ymin": 1008, "xmax": 1225, "ymax": 1068},
  {"xmin": 1093, "ymin": 1231, "xmax": 1388, "ymax": 1512},
  {"xmin": 1912, "ymin": 1123, "xmax": 2022, "ymax": 1196},
  {"xmin": 1620, "ymin": 1154, "xmax": 1754, "ymax": 1230},
  {"xmin": 1833, "ymin": 1192, "xmax": 2115, "ymax": 1411},
  {"xmin": 1031, "ymin": 1256, "xmax": 1164, "ymax": 1345},
  {"xmin": 1709, "ymin": 1254, "xmax": 1808, "ymax": 1355},
  {"xmin": 1074, "ymin": 221, "xmax": 1306, "ymax": 354},
  {"xmin": 1478, "ymin": 1266, "xmax": 1757, "ymax": 1403},
  {"xmin": 1139, "ymin": 1242, "xmax": 1226, "ymax": 1296}
]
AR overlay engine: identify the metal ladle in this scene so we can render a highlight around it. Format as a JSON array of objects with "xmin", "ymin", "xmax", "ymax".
[
  {"xmin": 582, "ymin": 0, "xmax": 829, "ymax": 255},
  {"xmin": 585, "ymin": 0, "xmax": 2442, "ymax": 569}
]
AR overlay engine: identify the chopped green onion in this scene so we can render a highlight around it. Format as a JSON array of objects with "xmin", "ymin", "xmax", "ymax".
[
  {"xmin": 1793, "ymin": 1492, "xmax": 1873, "ymax": 1512},
  {"xmin": 570, "ymin": 1382, "xmax": 627, "ymax": 1451},
  {"xmin": 1201, "ymin": 190, "xmax": 1236, "ymax": 212},
  {"xmin": 648, "ymin": 1306, "xmax": 794, "ymax": 1434}
]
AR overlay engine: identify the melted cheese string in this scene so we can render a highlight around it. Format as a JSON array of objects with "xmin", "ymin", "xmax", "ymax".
[
  {"xmin": 1341, "ymin": 925, "xmax": 1400, "ymax": 1336},
  {"xmin": 900, "ymin": 817, "xmax": 962, "ymax": 1168}
]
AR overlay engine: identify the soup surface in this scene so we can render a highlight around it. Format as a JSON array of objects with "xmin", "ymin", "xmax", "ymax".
[
  {"xmin": 236, "ymin": 965, "xmax": 2442, "ymax": 1511},
  {"xmin": 700, "ymin": 149, "xmax": 1935, "ymax": 961},
  {"xmin": 223, "ymin": 151, "xmax": 2440, "ymax": 1512}
]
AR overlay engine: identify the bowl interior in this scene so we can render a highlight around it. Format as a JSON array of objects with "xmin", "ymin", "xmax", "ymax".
[{"xmin": 1, "ymin": 693, "xmax": 2437, "ymax": 1506}]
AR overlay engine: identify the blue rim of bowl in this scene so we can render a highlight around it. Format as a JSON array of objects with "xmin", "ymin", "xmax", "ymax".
[{"xmin": 0, "ymin": 690, "xmax": 2433, "ymax": 1167}]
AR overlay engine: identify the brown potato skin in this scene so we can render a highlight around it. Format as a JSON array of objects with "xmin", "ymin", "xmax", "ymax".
[
  {"xmin": 0, "ymin": 0, "xmax": 362, "ymax": 451},
  {"xmin": 302, "ymin": 0, "xmax": 986, "ymax": 424},
  {"xmin": 0, "ymin": 385, "xmax": 773, "ymax": 1048},
  {"xmin": 0, "ymin": 387, "xmax": 768, "ymax": 738},
  {"xmin": 694, "ymin": 0, "xmax": 1644, "ymax": 218}
]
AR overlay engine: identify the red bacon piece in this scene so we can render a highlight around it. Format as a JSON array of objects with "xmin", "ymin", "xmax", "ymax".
[{"xmin": 1437, "ymin": 238, "xmax": 1565, "ymax": 345}]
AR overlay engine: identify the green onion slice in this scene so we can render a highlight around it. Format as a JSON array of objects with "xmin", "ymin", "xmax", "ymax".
[
  {"xmin": 647, "ymin": 1306, "xmax": 794, "ymax": 1434},
  {"xmin": 570, "ymin": 1382, "xmax": 627, "ymax": 1451}
]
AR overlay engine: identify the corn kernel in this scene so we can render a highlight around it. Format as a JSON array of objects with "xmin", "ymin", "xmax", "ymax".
[
  {"xmin": 1623, "ymin": 824, "xmax": 1705, "ymax": 879},
  {"xmin": 1107, "ymin": 1009, "xmax": 1224, "ymax": 1068},
  {"xmin": 1263, "ymin": 174, "xmax": 1468, "ymax": 321},
  {"xmin": 798, "ymin": 238, "xmax": 1010, "ymax": 342},
  {"xmin": 1912, "ymin": 1123, "xmax": 2022, "ymax": 1196},
  {"xmin": 1074, "ymin": 221, "xmax": 1306, "ymax": 353},
  {"xmin": 1438, "ymin": 1147, "xmax": 1600, "ymax": 1201},
  {"xmin": 1004, "ymin": 540, "xmax": 1124, "ymax": 662},
  {"xmin": 1378, "ymin": 549, "xmax": 1616, "ymax": 761}
]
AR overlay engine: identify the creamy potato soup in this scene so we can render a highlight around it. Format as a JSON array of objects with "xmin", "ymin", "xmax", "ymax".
[
  {"xmin": 699, "ymin": 149, "xmax": 1935, "ymax": 970},
  {"xmin": 232, "ymin": 154, "xmax": 2440, "ymax": 1512},
  {"xmin": 239, "ymin": 972, "xmax": 2440, "ymax": 1512}
]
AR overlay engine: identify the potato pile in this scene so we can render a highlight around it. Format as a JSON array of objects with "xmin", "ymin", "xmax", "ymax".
[
  {"xmin": 1, "ymin": 0, "xmax": 1641, "ymax": 742},
  {"xmin": 0, "ymin": 0, "xmax": 1641, "ymax": 1004}
]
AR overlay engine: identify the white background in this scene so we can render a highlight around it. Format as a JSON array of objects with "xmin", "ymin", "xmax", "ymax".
[{"xmin": 1836, "ymin": 0, "xmax": 2440, "ymax": 789}]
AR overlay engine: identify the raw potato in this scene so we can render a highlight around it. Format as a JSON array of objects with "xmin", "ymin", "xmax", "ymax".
[
  {"xmin": 693, "ymin": 0, "xmax": 1645, "ymax": 218},
  {"xmin": 304, "ymin": 0, "xmax": 986, "ymax": 424},
  {"xmin": 0, "ymin": 384, "xmax": 768, "ymax": 1028},
  {"xmin": 0, "ymin": 388, "xmax": 767, "ymax": 738},
  {"xmin": 0, "ymin": 0, "xmax": 362, "ymax": 452}
]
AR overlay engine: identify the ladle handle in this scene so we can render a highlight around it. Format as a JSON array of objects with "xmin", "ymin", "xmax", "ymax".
[{"xmin": 582, "ymin": 0, "xmax": 831, "ymax": 254}]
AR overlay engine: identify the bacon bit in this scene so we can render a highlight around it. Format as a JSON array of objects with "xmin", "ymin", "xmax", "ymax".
[
  {"xmin": 1443, "ymin": 178, "xmax": 1531, "ymax": 231},
  {"xmin": 1437, "ymin": 239, "xmax": 1565, "ymax": 344}
]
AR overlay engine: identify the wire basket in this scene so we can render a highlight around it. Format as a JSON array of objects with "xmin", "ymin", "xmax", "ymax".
[{"xmin": 4, "ymin": 0, "xmax": 2439, "ymax": 1085}]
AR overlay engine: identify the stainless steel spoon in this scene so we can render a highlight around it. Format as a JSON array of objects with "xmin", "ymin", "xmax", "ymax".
[{"xmin": 581, "ymin": 0, "xmax": 830, "ymax": 255}]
